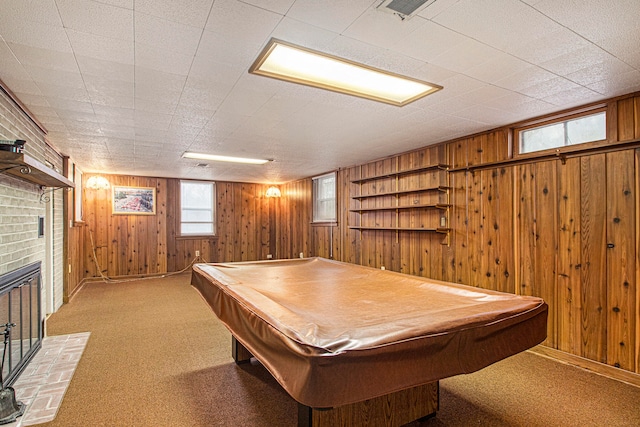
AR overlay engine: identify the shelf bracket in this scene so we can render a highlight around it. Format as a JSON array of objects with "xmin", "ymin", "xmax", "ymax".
[{"xmin": 39, "ymin": 186, "xmax": 63, "ymax": 203}]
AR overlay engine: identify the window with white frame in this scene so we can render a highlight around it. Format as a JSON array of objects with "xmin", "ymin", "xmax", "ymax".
[
  {"xmin": 313, "ymin": 172, "xmax": 337, "ymax": 223},
  {"xmin": 518, "ymin": 110, "xmax": 606, "ymax": 154},
  {"xmin": 180, "ymin": 180, "xmax": 215, "ymax": 236}
]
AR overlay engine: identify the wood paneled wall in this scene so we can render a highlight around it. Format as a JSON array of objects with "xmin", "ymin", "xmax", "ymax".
[
  {"xmin": 280, "ymin": 93, "xmax": 640, "ymax": 379},
  {"xmin": 81, "ymin": 175, "xmax": 274, "ymax": 277}
]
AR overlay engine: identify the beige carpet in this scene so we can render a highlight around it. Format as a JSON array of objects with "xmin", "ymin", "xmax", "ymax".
[{"xmin": 41, "ymin": 273, "xmax": 640, "ymax": 426}]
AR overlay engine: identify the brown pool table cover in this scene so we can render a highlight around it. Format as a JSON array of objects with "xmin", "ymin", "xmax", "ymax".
[{"xmin": 191, "ymin": 257, "xmax": 547, "ymax": 408}]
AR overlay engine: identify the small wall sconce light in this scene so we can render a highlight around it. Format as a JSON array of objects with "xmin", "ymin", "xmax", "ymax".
[
  {"xmin": 265, "ymin": 186, "xmax": 281, "ymax": 198},
  {"xmin": 86, "ymin": 175, "xmax": 111, "ymax": 190}
]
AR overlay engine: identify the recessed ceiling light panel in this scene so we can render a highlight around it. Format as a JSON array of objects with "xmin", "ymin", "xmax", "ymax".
[
  {"xmin": 182, "ymin": 152, "xmax": 270, "ymax": 165},
  {"xmin": 249, "ymin": 39, "xmax": 442, "ymax": 107}
]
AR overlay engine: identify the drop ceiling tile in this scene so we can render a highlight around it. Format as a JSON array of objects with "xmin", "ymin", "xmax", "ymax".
[
  {"xmin": 99, "ymin": 124, "xmax": 135, "ymax": 139},
  {"xmin": 0, "ymin": 19, "xmax": 71, "ymax": 52},
  {"xmin": 465, "ymin": 52, "xmax": 531, "ymax": 84},
  {"xmin": 565, "ymin": 58, "xmax": 635, "ymax": 86},
  {"xmin": 240, "ymin": 0, "xmax": 294, "ymax": 15},
  {"xmin": 195, "ymin": 30, "xmax": 261, "ymax": 71},
  {"xmin": 11, "ymin": 93, "xmax": 51, "ymax": 108},
  {"xmin": 134, "ymin": 44, "xmax": 193, "ymax": 76},
  {"xmin": 532, "ymin": 0, "xmax": 639, "ymax": 45},
  {"xmin": 24, "ymin": 66, "xmax": 84, "ymax": 90},
  {"xmin": 24, "ymin": 105, "xmax": 59, "ymax": 118},
  {"xmin": 89, "ymin": 92, "xmax": 134, "ymax": 109},
  {"xmin": 67, "ymin": 30, "xmax": 134, "ymax": 65},
  {"xmin": 92, "ymin": 105, "xmax": 134, "ymax": 120},
  {"xmin": 595, "ymin": 31, "xmax": 640, "ymax": 69},
  {"xmin": 6, "ymin": 43, "xmax": 78, "ymax": 72},
  {"xmin": 430, "ymin": 38, "xmax": 503, "ymax": 75},
  {"xmin": 0, "ymin": 0, "xmax": 62, "ymax": 26},
  {"xmin": 135, "ymin": 68, "xmax": 187, "ymax": 93},
  {"xmin": 135, "ymin": 111, "xmax": 172, "ymax": 131},
  {"xmin": 135, "ymin": 97, "xmax": 178, "ymax": 115},
  {"xmin": 539, "ymin": 44, "xmax": 616, "ymax": 77},
  {"xmin": 84, "ymin": 74, "xmax": 134, "ymax": 98},
  {"xmin": 395, "ymin": 21, "xmax": 468, "ymax": 63},
  {"xmin": 39, "ymin": 85, "xmax": 90, "ymax": 103},
  {"xmin": 494, "ymin": 65, "xmax": 557, "ymax": 93},
  {"xmin": 0, "ymin": 78, "xmax": 43, "ymax": 96},
  {"xmin": 368, "ymin": 49, "xmax": 425, "ymax": 77},
  {"xmin": 135, "ymin": 0, "xmax": 214, "ymax": 27},
  {"xmin": 519, "ymin": 76, "xmax": 583, "ymax": 100},
  {"xmin": 287, "ymin": 0, "xmax": 373, "ymax": 33},
  {"xmin": 542, "ymin": 86, "xmax": 603, "ymax": 107},
  {"xmin": 343, "ymin": 8, "xmax": 428, "ymax": 51},
  {"xmin": 134, "ymin": 13, "xmax": 203, "ymax": 56},
  {"xmin": 56, "ymin": 0, "xmax": 134, "ymax": 41},
  {"xmin": 269, "ymin": 16, "xmax": 339, "ymax": 52},
  {"xmin": 179, "ymin": 86, "xmax": 225, "ymax": 113},
  {"xmin": 205, "ymin": 0, "xmax": 281, "ymax": 45},
  {"xmin": 587, "ymin": 69, "xmax": 640, "ymax": 96},
  {"xmin": 511, "ymin": 28, "xmax": 592, "ymax": 66},
  {"xmin": 187, "ymin": 60, "xmax": 243, "ymax": 94},
  {"xmin": 134, "ymin": 85, "xmax": 181, "ymax": 107},
  {"xmin": 49, "ymin": 99, "xmax": 94, "ymax": 114},
  {"xmin": 100, "ymin": 0, "xmax": 133, "ymax": 8}
]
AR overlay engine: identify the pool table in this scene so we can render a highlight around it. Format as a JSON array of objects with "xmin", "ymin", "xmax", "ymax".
[{"xmin": 191, "ymin": 257, "xmax": 547, "ymax": 426}]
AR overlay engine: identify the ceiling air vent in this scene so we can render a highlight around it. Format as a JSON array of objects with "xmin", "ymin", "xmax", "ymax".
[{"xmin": 377, "ymin": 0, "xmax": 437, "ymax": 20}]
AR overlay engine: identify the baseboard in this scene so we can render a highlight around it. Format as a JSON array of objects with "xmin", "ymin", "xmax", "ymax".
[{"xmin": 529, "ymin": 345, "xmax": 640, "ymax": 388}]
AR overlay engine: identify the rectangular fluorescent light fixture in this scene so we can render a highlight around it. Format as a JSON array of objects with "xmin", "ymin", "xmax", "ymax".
[
  {"xmin": 182, "ymin": 152, "xmax": 270, "ymax": 165},
  {"xmin": 249, "ymin": 38, "xmax": 442, "ymax": 107}
]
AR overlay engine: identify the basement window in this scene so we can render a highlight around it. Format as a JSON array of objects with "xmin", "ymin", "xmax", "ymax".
[
  {"xmin": 517, "ymin": 110, "xmax": 606, "ymax": 154},
  {"xmin": 180, "ymin": 180, "xmax": 215, "ymax": 236},
  {"xmin": 313, "ymin": 172, "xmax": 337, "ymax": 223}
]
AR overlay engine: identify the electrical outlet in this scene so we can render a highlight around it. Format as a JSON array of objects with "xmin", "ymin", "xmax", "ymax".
[
  {"xmin": 266, "ymin": 254, "xmax": 272, "ymax": 259},
  {"xmin": 195, "ymin": 250, "xmax": 200, "ymax": 257},
  {"xmin": 299, "ymin": 252, "xmax": 304, "ymax": 258}
]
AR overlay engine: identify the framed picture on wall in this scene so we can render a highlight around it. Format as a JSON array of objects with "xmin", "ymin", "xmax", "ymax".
[{"xmin": 112, "ymin": 186, "xmax": 156, "ymax": 215}]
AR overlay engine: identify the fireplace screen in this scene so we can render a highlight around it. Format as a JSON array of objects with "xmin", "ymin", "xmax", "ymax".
[{"xmin": 0, "ymin": 262, "xmax": 42, "ymax": 386}]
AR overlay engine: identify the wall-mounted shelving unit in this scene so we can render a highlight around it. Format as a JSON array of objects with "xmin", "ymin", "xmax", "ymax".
[
  {"xmin": 349, "ymin": 162, "xmax": 451, "ymax": 245},
  {"xmin": 0, "ymin": 151, "xmax": 74, "ymax": 203},
  {"xmin": 0, "ymin": 151, "xmax": 74, "ymax": 188}
]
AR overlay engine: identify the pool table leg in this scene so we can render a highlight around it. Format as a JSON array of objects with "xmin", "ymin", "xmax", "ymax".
[
  {"xmin": 231, "ymin": 336, "xmax": 253, "ymax": 364},
  {"xmin": 296, "ymin": 380, "xmax": 439, "ymax": 427}
]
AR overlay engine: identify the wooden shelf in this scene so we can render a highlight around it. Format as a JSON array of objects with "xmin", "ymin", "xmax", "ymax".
[
  {"xmin": 352, "ymin": 186, "xmax": 450, "ymax": 199},
  {"xmin": 349, "ymin": 226, "xmax": 451, "ymax": 233},
  {"xmin": 351, "ymin": 164, "xmax": 449, "ymax": 183},
  {"xmin": 0, "ymin": 151, "xmax": 74, "ymax": 188},
  {"xmin": 350, "ymin": 161, "xmax": 451, "ymax": 245},
  {"xmin": 350, "ymin": 204, "xmax": 450, "ymax": 212}
]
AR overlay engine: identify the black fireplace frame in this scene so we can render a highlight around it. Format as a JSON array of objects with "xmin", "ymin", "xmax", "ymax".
[{"xmin": 0, "ymin": 261, "xmax": 42, "ymax": 386}]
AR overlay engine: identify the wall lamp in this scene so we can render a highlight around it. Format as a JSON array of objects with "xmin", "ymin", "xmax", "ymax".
[
  {"xmin": 85, "ymin": 175, "xmax": 110, "ymax": 190},
  {"xmin": 265, "ymin": 186, "xmax": 281, "ymax": 198}
]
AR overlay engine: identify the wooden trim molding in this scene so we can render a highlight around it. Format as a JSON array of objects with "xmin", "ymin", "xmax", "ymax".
[{"xmin": 529, "ymin": 345, "xmax": 640, "ymax": 388}]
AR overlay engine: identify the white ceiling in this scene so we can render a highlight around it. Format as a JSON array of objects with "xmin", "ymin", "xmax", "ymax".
[{"xmin": 1, "ymin": 0, "xmax": 639, "ymax": 183}]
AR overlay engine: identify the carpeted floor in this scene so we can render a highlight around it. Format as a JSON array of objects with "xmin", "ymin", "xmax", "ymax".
[{"xmin": 41, "ymin": 273, "xmax": 640, "ymax": 427}]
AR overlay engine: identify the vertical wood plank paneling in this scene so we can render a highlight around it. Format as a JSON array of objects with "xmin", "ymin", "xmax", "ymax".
[
  {"xmin": 617, "ymin": 98, "xmax": 636, "ymax": 142},
  {"xmin": 467, "ymin": 169, "xmax": 482, "ymax": 286},
  {"xmin": 450, "ymin": 171, "xmax": 469, "ymax": 284},
  {"xmin": 636, "ymin": 148, "xmax": 640, "ymax": 374},
  {"xmin": 635, "ymin": 97, "xmax": 640, "ymax": 138},
  {"xmin": 517, "ymin": 161, "xmax": 558, "ymax": 347},
  {"xmin": 580, "ymin": 154, "xmax": 608, "ymax": 362},
  {"xmin": 557, "ymin": 157, "xmax": 582, "ymax": 354},
  {"xmin": 606, "ymin": 150, "xmax": 636, "ymax": 371}
]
